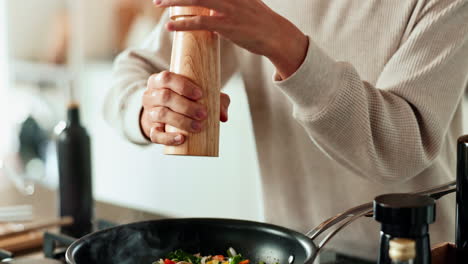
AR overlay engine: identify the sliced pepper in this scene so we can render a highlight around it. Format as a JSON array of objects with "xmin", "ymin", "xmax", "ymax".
[
  {"xmin": 239, "ymin": 260, "xmax": 250, "ymax": 264},
  {"xmin": 165, "ymin": 259, "xmax": 176, "ymax": 264}
]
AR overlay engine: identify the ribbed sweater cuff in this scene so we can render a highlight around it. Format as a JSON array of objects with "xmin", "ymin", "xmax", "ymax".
[
  {"xmin": 273, "ymin": 36, "xmax": 345, "ymax": 119},
  {"xmin": 122, "ymin": 87, "xmax": 151, "ymax": 145}
]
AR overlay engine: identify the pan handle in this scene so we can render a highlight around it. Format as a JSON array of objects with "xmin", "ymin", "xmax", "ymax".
[
  {"xmin": 307, "ymin": 180, "xmax": 456, "ymax": 255},
  {"xmin": 306, "ymin": 202, "xmax": 372, "ymax": 240}
]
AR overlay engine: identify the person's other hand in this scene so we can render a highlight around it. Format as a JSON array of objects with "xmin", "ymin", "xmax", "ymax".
[
  {"xmin": 140, "ymin": 71, "xmax": 231, "ymax": 145},
  {"xmin": 154, "ymin": 0, "xmax": 309, "ymax": 80}
]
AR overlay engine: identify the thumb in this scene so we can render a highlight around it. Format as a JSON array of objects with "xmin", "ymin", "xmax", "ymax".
[{"xmin": 220, "ymin": 93, "xmax": 231, "ymax": 122}]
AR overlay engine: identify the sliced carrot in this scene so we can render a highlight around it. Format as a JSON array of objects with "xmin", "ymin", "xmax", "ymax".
[{"xmin": 213, "ymin": 255, "xmax": 225, "ymax": 261}]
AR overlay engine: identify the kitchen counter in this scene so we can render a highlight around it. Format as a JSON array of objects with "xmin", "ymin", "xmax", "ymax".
[{"xmin": 0, "ymin": 173, "xmax": 165, "ymax": 260}]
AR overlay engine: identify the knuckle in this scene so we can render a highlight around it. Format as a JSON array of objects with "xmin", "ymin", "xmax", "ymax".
[
  {"xmin": 147, "ymin": 74, "xmax": 159, "ymax": 89},
  {"xmin": 142, "ymin": 90, "xmax": 150, "ymax": 103},
  {"xmin": 194, "ymin": 16, "xmax": 205, "ymax": 26},
  {"xmin": 157, "ymin": 71, "xmax": 171, "ymax": 84},
  {"xmin": 155, "ymin": 107, "xmax": 168, "ymax": 120},
  {"xmin": 158, "ymin": 89, "xmax": 172, "ymax": 103}
]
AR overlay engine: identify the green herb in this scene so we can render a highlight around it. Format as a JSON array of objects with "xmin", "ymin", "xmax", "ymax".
[
  {"xmin": 167, "ymin": 250, "xmax": 202, "ymax": 264},
  {"xmin": 229, "ymin": 255, "xmax": 244, "ymax": 264},
  {"xmin": 227, "ymin": 248, "xmax": 237, "ymax": 258}
]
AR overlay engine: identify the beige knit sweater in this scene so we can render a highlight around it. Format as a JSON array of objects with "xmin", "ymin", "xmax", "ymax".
[{"xmin": 104, "ymin": 0, "xmax": 468, "ymax": 259}]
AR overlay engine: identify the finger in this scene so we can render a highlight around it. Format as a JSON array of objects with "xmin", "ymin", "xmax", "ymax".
[
  {"xmin": 144, "ymin": 88, "xmax": 207, "ymax": 121},
  {"xmin": 154, "ymin": 0, "xmax": 230, "ymax": 13},
  {"xmin": 148, "ymin": 106, "xmax": 205, "ymax": 133},
  {"xmin": 149, "ymin": 125, "xmax": 185, "ymax": 145},
  {"xmin": 148, "ymin": 71, "xmax": 202, "ymax": 100},
  {"xmin": 220, "ymin": 93, "xmax": 230, "ymax": 122},
  {"xmin": 166, "ymin": 16, "xmax": 224, "ymax": 32}
]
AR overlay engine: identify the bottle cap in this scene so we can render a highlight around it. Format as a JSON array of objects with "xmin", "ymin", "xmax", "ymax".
[
  {"xmin": 389, "ymin": 238, "xmax": 416, "ymax": 261},
  {"xmin": 374, "ymin": 193, "xmax": 436, "ymax": 225}
]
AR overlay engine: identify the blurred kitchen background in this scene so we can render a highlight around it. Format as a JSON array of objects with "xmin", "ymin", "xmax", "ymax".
[{"xmin": 0, "ymin": 0, "xmax": 264, "ymax": 221}]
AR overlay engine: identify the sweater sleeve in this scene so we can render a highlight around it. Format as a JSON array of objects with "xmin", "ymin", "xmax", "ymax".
[
  {"xmin": 274, "ymin": 0, "xmax": 468, "ymax": 183},
  {"xmin": 103, "ymin": 11, "xmax": 239, "ymax": 145}
]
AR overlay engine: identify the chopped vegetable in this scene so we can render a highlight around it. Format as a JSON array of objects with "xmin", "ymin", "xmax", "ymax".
[
  {"xmin": 213, "ymin": 255, "xmax": 225, "ymax": 261},
  {"xmin": 155, "ymin": 248, "xmax": 277, "ymax": 264},
  {"xmin": 227, "ymin": 248, "xmax": 237, "ymax": 258},
  {"xmin": 164, "ymin": 259, "xmax": 176, "ymax": 264},
  {"xmin": 167, "ymin": 249, "xmax": 202, "ymax": 264},
  {"xmin": 230, "ymin": 255, "xmax": 244, "ymax": 264}
]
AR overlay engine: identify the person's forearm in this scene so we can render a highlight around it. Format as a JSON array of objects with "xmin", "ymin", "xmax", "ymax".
[
  {"xmin": 157, "ymin": 0, "xmax": 309, "ymax": 81},
  {"xmin": 265, "ymin": 17, "xmax": 309, "ymax": 81}
]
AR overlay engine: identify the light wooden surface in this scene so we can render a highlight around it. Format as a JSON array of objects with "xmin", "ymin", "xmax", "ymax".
[
  {"xmin": 164, "ymin": 7, "xmax": 221, "ymax": 157},
  {"xmin": 0, "ymin": 231, "xmax": 43, "ymax": 252}
]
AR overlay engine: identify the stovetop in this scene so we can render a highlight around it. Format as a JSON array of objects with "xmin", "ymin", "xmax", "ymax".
[{"xmin": 0, "ymin": 219, "xmax": 117, "ymax": 263}]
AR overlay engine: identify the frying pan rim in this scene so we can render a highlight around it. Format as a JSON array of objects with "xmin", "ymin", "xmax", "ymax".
[{"xmin": 65, "ymin": 217, "xmax": 317, "ymax": 264}]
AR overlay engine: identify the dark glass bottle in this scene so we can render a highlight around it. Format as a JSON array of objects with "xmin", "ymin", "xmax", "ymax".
[
  {"xmin": 57, "ymin": 103, "xmax": 93, "ymax": 238},
  {"xmin": 456, "ymin": 135, "xmax": 468, "ymax": 263},
  {"xmin": 374, "ymin": 193, "xmax": 435, "ymax": 264}
]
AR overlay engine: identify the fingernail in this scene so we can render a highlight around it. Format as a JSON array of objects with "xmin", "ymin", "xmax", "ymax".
[
  {"xmin": 174, "ymin": 135, "xmax": 183, "ymax": 144},
  {"xmin": 196, "ymin": 109, "xmax": 207, "ymax": 120},
  {"xmin": 191, "ymin": 121, "xmax": 202, "ymax": 131},
  {"xmin": 192, "ymin": 89, "xmax": 203, "ymax": 99},
  {"xmin": 154, "ymin": 0, "xmax": 162, "ymax": 5}
]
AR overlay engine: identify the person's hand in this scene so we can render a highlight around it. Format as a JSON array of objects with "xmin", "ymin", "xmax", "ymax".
[
  {"xmin": 141, "ymin": 71, "xmax": 231, "ymax": 145},
  {"xmin": 153, "ymin": 0, "xmax": 309, "ymax": 80}
]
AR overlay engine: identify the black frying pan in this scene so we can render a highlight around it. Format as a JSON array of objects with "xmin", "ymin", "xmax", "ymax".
[
  {"xmin": 66, "ymin": 218, "xmax": 317, "ymax": 264},
  {"xmin": 66, "ymin": 182, "xmax": 457, "ymax": 264}
]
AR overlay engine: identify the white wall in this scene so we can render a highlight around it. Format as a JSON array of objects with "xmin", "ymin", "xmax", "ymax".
[
  {"xmin": 7, "ymin": 0, "xmax": 116, "ymax": 60},
  {"xmin": 0, "ymin": 0, "xmax": 8, "ymax": 91},
  {"xmin": 0, "ymin": 0, "xmax": 13, "ymax": 157},
  {"xmin": 7, "ymin": 0, "xmax": 64, "ymax": 60}
]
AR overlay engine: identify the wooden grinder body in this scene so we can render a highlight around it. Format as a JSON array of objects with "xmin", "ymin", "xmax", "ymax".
[{"xmin": 164, "ymin": 7, "xmax": 221, "ymax": 157}]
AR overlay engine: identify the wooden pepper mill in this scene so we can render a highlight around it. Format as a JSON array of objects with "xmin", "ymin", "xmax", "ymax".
[{"xmin": 164, "ymin": 6, "xmax": 221, "ymax": 157}]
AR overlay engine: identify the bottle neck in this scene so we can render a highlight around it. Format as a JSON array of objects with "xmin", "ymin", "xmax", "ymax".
[{"xmin": 67, "ymin": 106, "xmax": 81, "ymax": 125}]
